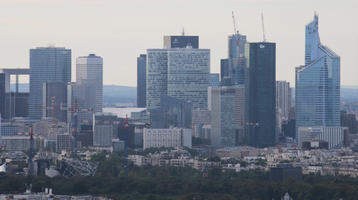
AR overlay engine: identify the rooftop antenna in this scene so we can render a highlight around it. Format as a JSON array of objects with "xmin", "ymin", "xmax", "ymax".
[
  {"xmin": 232, "ymin": 11, "xmax": 238, "ymax": 34},
  {"xmin": 182, "ymin": 27, "xmax": 185, "ymax": 36},
  {"xmin": 261, "ymin": 12, "xmax": 267, "ymax": 42}
]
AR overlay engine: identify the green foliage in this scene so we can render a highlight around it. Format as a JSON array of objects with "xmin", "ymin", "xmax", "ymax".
[{"xmin": 3, "ymin": 153, "xmax": 358, "ymax": 199}]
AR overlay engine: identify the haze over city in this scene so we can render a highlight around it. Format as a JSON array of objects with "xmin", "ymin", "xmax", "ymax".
[{"xmin": 0, "ymin": 0, "xmax": 357, "ymax": 86}]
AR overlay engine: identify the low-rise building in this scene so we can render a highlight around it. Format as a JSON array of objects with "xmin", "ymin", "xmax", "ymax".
[{"xmin": 143, "ymin": 128, "xmax": 192, "ymax": 149}]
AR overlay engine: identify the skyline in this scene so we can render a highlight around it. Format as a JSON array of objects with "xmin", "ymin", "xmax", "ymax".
[{"xmin": 0, "ymin": 0, "xmax": 357, "ymax": 86}]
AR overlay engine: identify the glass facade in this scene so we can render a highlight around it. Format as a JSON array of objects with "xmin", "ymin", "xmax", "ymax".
[
  {"xmin": 296, "ymin": 15, "xmax": 341, "ymax": 141},
  {"xmin": 246, "ymin": 42, "xmax": 276, "ymax": 148},
  {"xmin": 76, "ymin": 54, "xmax": 103, "ymax": 113},
  {"xmin": 29, "ymin": 47, "xmax": 71, "ymax": 120},
  {"xmin": 209, "ymin": 85, "xmax": 245, "ymax": 147},
  {"xmin": 220, "ymin": 33, "xmax": 247, "ymax": 86},
  {"xmin": 137, "ymin": 54, "xmax": 147, "ymax": 108},
  {"xmin": 167, "ymin": 49, "xmax": 210, "ymax": 109},
  {"xmin": 146, "ymin": 48, "xmax": 210, "ymax": 110}
]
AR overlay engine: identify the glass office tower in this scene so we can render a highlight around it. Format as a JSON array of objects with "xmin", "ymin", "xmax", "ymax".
[
  {"xmin": 246, "ymin": 42, "xmax": 276, "ymax": 148},
  {"xmin": 29, "ymin": 47, "xmax": 71, "ymax": 120},
  {"xmin": 296, "ymin": 14, "xmax": 341, "ymax": 140},
  {"xmin": 137, "ymin": 54, "xmax": 147, "ymax": 108}
]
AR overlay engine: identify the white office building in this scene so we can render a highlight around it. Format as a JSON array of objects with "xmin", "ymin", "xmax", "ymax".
[
  {"xmin": 143, "ymin": 128, "xmax": 192, "ymax": 149},
  {"xmin": 298, "ymin": 126, "xmax": 348, "ymax": 149}
]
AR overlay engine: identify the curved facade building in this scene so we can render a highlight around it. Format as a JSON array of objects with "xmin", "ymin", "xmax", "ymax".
[{"xmin": 296, "ymin": 14, "xmax": 341, "ymax": 141}]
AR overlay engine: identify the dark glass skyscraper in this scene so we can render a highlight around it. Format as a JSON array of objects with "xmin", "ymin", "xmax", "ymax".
[
  {"xmin": 246, "ymin": 42, "xmax": 276, "ymax": 148},
  {"xmin": 137, "ymin": 54, "xmax": 146, "ymax": 108},
  {"xmin": 29, "ymin": 47, "xmax": 71, "ymax": 120}
]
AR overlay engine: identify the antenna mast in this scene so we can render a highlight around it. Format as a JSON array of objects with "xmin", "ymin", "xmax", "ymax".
[
  {"xmin": 232, "ymin": 11, "xmax": 238, "ymax": 34},
  {"xmin": 261, "ymin": 12, "xmax": 266, "ymax": 42}
]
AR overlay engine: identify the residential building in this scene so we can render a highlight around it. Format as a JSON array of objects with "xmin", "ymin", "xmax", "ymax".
[
  {"xmin": 163, "ymin": 35, "xmax": 199, "ymax": 49},
  {"xmin": 149, "ymin": 95, "xmax": 192, "ymax": 129},
  {"xmin": 220, "ymin": 33, "xmax": 247, "ymax": 86},
  {"xmin": 92, "ymin": 113, "xmax": 117, "ymax": 147}
]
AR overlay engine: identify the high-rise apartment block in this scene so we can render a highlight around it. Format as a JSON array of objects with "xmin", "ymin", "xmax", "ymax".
[
  {"xmin": 246, "ymin": 42, "xmax": 276, "ymax": 148},
  {"xmin": 29, "ymin": 47, "xmax": 71, "ymax": 120},
  {"xmin": 296, "ymin": 15, "xmax": 341, "ymax": 141},
  {"xmin": 137, "ymin": 54, "xmax": 147, "ymax": 108}
]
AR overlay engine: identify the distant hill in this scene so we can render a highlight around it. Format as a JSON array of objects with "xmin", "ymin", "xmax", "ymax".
[
  {"xmin": 9, "ymin": 84, "xmax": 357, "ymax": 105},
  {"xmin": 10, "ymin": 83, "xmax": 137, "ymax": 105},
  {"xmin": 103, "ymin": 85, "xmax": 136, "ymax": 105}
]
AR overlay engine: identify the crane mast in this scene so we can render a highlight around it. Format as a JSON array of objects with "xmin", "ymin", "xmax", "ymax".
[{"xmin": 261, "ymin": 12, "xmax": 267, "ymax": 42}]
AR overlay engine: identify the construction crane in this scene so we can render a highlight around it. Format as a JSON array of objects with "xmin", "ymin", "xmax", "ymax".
[
  {"xmin": 232, "ymin": 11, "xmax": 239, "ymax": 34},
  {"xmin": 261, "ymin": 12, "xmax": 267, "ymax": 42}
]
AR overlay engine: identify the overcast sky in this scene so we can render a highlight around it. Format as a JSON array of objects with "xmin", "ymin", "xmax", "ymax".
[{"xmin": 0, "ymin": 0, "xmax": 357, "ymax": 87}]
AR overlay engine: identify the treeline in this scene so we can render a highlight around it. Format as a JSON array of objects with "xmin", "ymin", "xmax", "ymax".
[{"xmin": 1, "ymin": 153, "xmax": 358, "ymax": 199}]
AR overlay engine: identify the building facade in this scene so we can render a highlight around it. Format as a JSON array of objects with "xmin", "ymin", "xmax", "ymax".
[
  {"xmin": 143, "ymin": 128, "xmax": 192, "ymax": 149},
  {"xmin": 76, "ymin": 54, "xmax": 103, "ymax": 113},
  {"xmin": 220, "ymin": 33, "xmax": 247, "ymax": 86},
  {"xmin": 209, "ymin": 85, "xmax": 245, "ymax": 147},
  {"xmin": 42, "ymin": 82, "xmax": 67, "ymax": 122},
  {"xmin": 296, "ymin": 14, "xmax": 341, "ymax": 141},
  {"xmin": 298, "ymin": 126, "xmax": 347, "ymax": 149},
  {"xmin": 246, "ymin": 42, "xmax": 276, "ymax": 148},
  {"xmin": 29, "ymin": 47, "xmax": 71, "ymax": 120},
  {"xmin": 137, "ymin": 54, "xmax": 147, "ymax": 108},
  {"xmin": 146, "ymin": 48, "xmax": 209, "ymax": 110}
]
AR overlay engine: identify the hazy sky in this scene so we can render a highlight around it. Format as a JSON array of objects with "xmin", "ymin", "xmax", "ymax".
[{"xmin": 0, "ymin": 0, "xmax": 357, "ymax": 87}]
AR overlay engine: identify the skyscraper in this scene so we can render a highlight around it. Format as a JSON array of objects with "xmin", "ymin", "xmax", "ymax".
[
  {"xmin": 295, "ymin": 14, "xmax": 341, "ymax": 140},
  {"xmin": 167, "ymin": 48, "xmax": 210, "ymax": 109},
  {"xmin": 29, "ymin": 47, "xmax": 71, "ymax": 120},
  {"xmin": 42, "ymin": 82, "xmax": 67, "ymax": 122},
  {"xmin": 246, "ymin": 42, "xmax": 276, "ymax": 148},
  {"xmin": 209, "ymin": 85, "xmax": 245, "ymax": 147},
  {"xmin": 220, "ymin": 33, "xmax": 247, "ymax": 86},
  {"xmin": 0, "ymin": 73, "xmax": 5, "ymax": 117},
  {"xmin": 276, "ymin": 81, "xmax": 292, "ymax": 133},
  {"xmin": 76, "ymin": 54, "xmax": 103, "ymax": 113},
  {"xmin": 146, "ymin": 36, "xmax": 210, "ymax": 110},
  {"xmin": 137, "ymin": 54, "xmax": 147, "ymax": 108}
]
